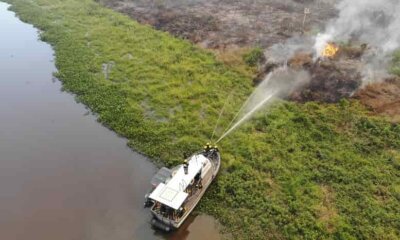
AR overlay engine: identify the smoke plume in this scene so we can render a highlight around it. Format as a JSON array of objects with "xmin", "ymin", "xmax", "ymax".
[
  {"xmin": 315, "ymin": 0, "xmax": 400, "ymax": 82},
  {"xmin": 218, "ymin": 0, "xmax": 400, "ymax": 141},
  {"xmin": 315, "ymin": 0, "xmax": 400, "ymax": 55}
]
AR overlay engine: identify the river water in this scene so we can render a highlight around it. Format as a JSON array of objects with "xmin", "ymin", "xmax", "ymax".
[{"xmin": 0, "ymin": 2, "xmax": 222, "ymax": 240}]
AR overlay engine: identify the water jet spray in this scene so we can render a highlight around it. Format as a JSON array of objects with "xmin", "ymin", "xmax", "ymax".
[
  {"xmin": 215, "ymin": 67, "xmax": 310, "ymax": 143},
  {"xmin": 216, "ymin": 91, "xmax": 276, "ymax": 143}
]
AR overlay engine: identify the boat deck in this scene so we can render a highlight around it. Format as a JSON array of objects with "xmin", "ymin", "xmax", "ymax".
[
  {"xmin": 150, "ymin": 151, "xmax": 220, "ymax": 229},
  {"xmin": 183, "ymin": 162, "xmax": 214, "ymax": 211},
  {"xmin": 174, "ymin": 152, "xmax": 219, "ymax": 225}
]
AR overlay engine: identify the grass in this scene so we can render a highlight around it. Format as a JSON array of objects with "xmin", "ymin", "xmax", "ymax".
[
  {"xmin": 212, "ymin": 47, "xmax": 259, "ymax": 78},
  {"xmin": 3, "ymin": 0, "xmax": 400, "ymax": 239},
  {"xmin": 392, "ymin": 51, "xmax": 400, "ymax": 76}
]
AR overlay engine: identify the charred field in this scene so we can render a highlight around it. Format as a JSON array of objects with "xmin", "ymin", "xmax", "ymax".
[
  {"xmin": 4, "ymin": 0, "xmax": 400, "ymax": 239},
  {"xmin": 100, "ymin": 0, "xmax": 400, "ymax": 121},
  {"xmin": 98, "ymin": 0, "xmax": 337, "ymax": 49}
]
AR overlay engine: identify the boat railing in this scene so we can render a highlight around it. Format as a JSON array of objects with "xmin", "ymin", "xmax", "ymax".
[{"xmin": 149, "ymin": 149, "xmax": 221, "ymax": 230}]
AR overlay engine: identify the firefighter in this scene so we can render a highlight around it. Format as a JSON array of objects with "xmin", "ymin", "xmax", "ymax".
[
  {"xmin": 183, "ymin": 159, "xmax": 189, "ymax": 174},
  {"xmin": 204, "ymin": 142, "xmax": 212, "ymax": 152},
  {"xmin": 196, "ymin": 179, "xmax": 203, "ymax": 189},
  {"xmin": 194, "ymin": 172, "xmax": 202, "ymax": 189}
]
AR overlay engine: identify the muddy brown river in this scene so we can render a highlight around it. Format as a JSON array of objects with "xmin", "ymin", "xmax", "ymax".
[{"xmin": 0, "ymin": 2, "xmax": 222, "ymax": 240}]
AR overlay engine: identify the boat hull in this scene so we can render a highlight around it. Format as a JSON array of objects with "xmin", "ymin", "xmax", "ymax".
[{"xmin": 150, "ymin": 150, "xmax": 220, "ymax": 231}]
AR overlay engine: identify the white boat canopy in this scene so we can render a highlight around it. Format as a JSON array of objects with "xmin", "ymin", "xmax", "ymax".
[{"xmin": 149, "ymin": 154, "xmax": 209, "ymax": 210}]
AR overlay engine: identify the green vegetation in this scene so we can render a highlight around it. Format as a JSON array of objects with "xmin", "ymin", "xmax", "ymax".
[
  {"xmin": 243, "ymin": 47, "xmax": 264, "ymax": 67},
  {"xmin": 213, "ymin": 47, "xmax": 259, "ymax": 78},
  {"xmin": 4, "ymin": 0, "xmax": 399, "ymax": 239},
  {"xmin": 392, "ymin": 51, "xmax": 400, "ymax": 75}
]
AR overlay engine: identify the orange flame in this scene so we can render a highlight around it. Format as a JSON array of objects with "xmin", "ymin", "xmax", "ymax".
[{"xmin": 322, "ymin": 43, "xmax": 339, "ymax": 58}]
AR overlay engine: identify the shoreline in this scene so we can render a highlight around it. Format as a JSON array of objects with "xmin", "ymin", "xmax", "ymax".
[{"xmin": 3, "ymin": 0, "xmax": 399, "ymax": 239}]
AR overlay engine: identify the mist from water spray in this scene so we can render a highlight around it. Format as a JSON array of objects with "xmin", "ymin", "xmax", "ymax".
[
  {"xmin": 216, "ymin": 67, "xmax": 310, "ymax": 143},
  {"xmin": 216, "ymin": 0, "xmax": 400, "ymax": 143},
  {"xmin": 217, "ymin": 91, "xmax": 276, "ymax": 143}
]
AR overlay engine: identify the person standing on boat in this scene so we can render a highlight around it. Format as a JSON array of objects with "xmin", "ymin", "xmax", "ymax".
[
  {"xmin": 195, "ymin": 172, "xmax": 203, "ymax": 189},
  {"xmin": 204, "ymin": 142, "xmax": 212, "ymax": 152},
  {"xmin": 183, "ymin": 159, "xmax": 189, "ymax": 174}
]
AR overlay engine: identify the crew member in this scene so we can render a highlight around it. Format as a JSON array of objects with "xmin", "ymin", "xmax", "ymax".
[
  {"xmin": 183, "ymin": 159, "xmax": 189, "ymax": 174},
  {"xmin": 196, "ymin": 179, "xmax": 203, "ymax": 189},
  {"xmin": 204, "ymin": 142, "xmax": 212, "ymax": 152}
]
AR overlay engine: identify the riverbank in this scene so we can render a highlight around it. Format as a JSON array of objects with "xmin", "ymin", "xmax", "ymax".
[
  {"xmin": 3, "ymin": 0, "xmax": 399, "ymax": 239},
  {"xmin": 0, "ymin": 2, "xmax": 223, "ymax": 239}
]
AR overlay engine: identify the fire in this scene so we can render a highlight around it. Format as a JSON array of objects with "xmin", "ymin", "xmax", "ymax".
[{"xmin": 322, "ymin": 43, "xmax": 339, "ymax": 58}]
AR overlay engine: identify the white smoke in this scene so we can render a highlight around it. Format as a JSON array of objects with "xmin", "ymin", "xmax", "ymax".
[
  {"xmin": 315, "ymin": 0, "xmax": 400, "ymax": 55},
  {"xmin": 218, "ymin": 0, "xmax": 400, "ymax": 142},
  {"xmin": 267, "ymin": 35, "xmax": 315, "ymax": 63},
  {"xmin": 314, "ymin": 0, "xmax": 400, "ymax": 83}
]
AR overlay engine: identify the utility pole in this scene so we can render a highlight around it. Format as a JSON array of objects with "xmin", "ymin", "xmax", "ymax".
[{"xmin": 302, "ymin": 8, "xmax": 311, "ymax": 31}]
